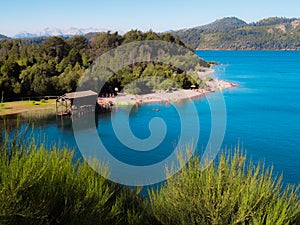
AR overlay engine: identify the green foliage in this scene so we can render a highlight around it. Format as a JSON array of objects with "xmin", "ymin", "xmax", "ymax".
[
  {"xmin": 123, "ymin": 30, "xmax": 145, "ymax": 44},
  {"xmin": 172, "ymin": 17, "xmax": 300, "ymax": 50},
  {"xmin": 109, "ymin": 62, "xmax": 203, "ymax": 94},
  {"xmin": 0, "ymin": 124, "xmax": 155, "ymax": 225},
  {"xmin": 149, "ymin": 148, "xmax": 300, "ymax": 225},
  {"xmin": 32, "ymin": 101, "xmax": 40, "ymax": 105},
  {"xmin": 157, "ymin": 79, "xmax": 177, "ymax": 91},
  {"xmin": 123, "ymin": 81, "xmax": 142, "ymax": 94},
  {"xmin": 0, "ymin": 37, "xmax": 89, "ymax": 98},
  {"xmin": 66, "ymin": 35, "xmax": 88, "ymax": 52},
  {"xmin": 89, "ymin": 32, "xmax": 123, "ymax": 59},
  {"xmin": 255, "ymin": 17, "xmax": 298, "ymax": 26},
  {"xmin": 0, "ymin": 30, "xmax": 207, "ymax": 100},
  {"xmin": 80, "ymin": 37, "xmax": 208, "ymax": 95},
  {"xmin": 0, "ymin": 123, "xmax": 300, "ymax": 225}
]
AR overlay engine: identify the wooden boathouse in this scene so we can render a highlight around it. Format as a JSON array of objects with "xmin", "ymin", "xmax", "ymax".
[
  {"xmin": 56, "ymin": 90, "xmax": 98, "ymax": 116},
  {"xmin": 56, "ymin": 90, "xmax": 113, "ymax": 117}
]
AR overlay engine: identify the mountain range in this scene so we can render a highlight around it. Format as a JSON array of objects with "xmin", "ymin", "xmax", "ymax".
[
  {"xmin": 1, "ymin": 17, "xmax": 300, "ymax": 50},
  {"xmin": 0, "ymin": 34, "xmax": 8, "ymax": 39},
  {"xmin": 171, "ymin": 17, "xmax": 300, "ymax": 50},
  {"xmin": 11, "ymin": 27, "xmax": 122, "ymax": 38}
]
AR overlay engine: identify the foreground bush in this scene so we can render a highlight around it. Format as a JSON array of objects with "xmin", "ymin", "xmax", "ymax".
[
  {"xmin": 149, "ymin": 149, "xmax": 300, "ymax": 225},
  {"xmin": 0, "ymin": 128, "xmax": 154, "ymax": 225},
  {"xmin": 1, "ymin": 123, "xmax": 299, "ymax": 225}
]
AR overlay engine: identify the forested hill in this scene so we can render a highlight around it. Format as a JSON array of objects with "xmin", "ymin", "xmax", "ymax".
[
  {"xmin": 0, "ymin": 34, "xmax": 8, "ymax": 39},
  {"xmin": 0, "ymin": 30, "xmax": 208, "ymax": 100},
  {"xmin": 172, "ymin": 17, "xmax": 300, "ymax": 50}
]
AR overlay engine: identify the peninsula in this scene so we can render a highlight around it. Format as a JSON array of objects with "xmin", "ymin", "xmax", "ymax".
[{"xmin": 0, "ymin": 29, "xmax": 237, "ymax": 116}]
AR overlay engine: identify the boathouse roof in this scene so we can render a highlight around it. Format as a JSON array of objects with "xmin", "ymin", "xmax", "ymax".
[{"xmin": 60, "ymin": 90, "xmax": 98, "ymax": 100}]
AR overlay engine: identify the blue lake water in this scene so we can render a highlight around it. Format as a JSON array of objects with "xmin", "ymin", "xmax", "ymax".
[
  {"xmin": 2, "ymin": 51, "xmax": 300, "ymax": 185},
  {"xmin": 197, "ymin": 50, "xmax": 300, "ymax": 185}
]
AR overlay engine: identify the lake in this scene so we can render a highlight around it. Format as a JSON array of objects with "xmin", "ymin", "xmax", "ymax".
[
  {"xmin": 2, "ymin": 51, "xmax": 300, "ymax": 186},
  {"xmin": 197, "ymin": 50, "xmax": 300, "ymax": 185}
]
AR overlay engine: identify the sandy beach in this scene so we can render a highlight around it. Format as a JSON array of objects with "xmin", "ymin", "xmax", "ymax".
[
  {"xmin": 113, "ymin": 89, "xmax": 209, "ymax": 105},
  {"xmin": 97, "ymin": 67, "xmax": 238, "ymax": 106},
  {"xmin": 98, "ymin": 80, "xmax": 237, "ymax": 106}
]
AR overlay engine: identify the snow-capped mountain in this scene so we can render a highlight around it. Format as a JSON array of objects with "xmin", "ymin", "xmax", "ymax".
[
  {"xmin": 13, "ymin": 27, "xmax": 120, "ymax": 38},
  {"xmin": 13, "ymin": 32, "xmax": 37, "ymax": 38}
]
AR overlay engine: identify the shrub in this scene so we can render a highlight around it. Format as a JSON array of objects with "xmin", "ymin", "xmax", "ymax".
[
  {"xmin": 1, "ymin": 121, "xmax": 300, "ymax": 225},
  {"xmin": 0, "ymin": 125, "xmax": 154, "ymax": 225},
  {"xmin": 32, "ymin": 101, "xmax": 40, "ymax": 105},
  {"xmin": 123, "ymin": 82, "xmax": 142, "ymax": 95},
  {"xmin": 149, "ymin": 148, "xmax": 300, "ymax": 225}
]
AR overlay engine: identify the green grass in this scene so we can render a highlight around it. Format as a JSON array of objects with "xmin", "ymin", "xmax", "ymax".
[{"xmin": 0, "ymin": 99, "xmax": 56, "ymax": 116}]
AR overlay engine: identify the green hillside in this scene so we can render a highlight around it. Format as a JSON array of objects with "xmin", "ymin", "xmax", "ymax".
[
  {"xmin": 172, "ymin": 17, "xmax": 300, "ymax": 50},
  {"xmin": 0, "ymin": 34, "xmax": 8, "ymax": 39},
  {"xmin": 0, "ymin": 30, "xmax": 208, "ymax": 101}
]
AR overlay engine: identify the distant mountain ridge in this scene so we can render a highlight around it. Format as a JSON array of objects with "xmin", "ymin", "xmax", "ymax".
[
  {"xmin": 172, "ymin": 17, "xmax": 300, "ymax": 50},
  {"xmin": 12, "ymin": 27, "xmax": 122, "ymax": 38},
  {"xmin": 192, "ymin": 17, "xmax": 247, "ymax": 33},
  {"xmin": 0, "ymin": 34, "xmax": 8, "ymax": 39}
]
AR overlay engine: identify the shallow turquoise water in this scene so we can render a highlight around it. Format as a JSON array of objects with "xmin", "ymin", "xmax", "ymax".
[{"xmin": 3, "ymin": 51, "xmax": 300, "ymax": 185}]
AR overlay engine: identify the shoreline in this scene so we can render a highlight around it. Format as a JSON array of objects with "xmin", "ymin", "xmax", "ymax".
[
  {"xmin": 99, "ymin": 80, "xmax": 238, "ymax": 106},
  {"xmin": 99, "ymin": 67, "xmax": 238, "ymax": 106},
  {"xmin": 196, "ymin": 48, "xmax": 300, "ymax": 51},
  {"xmin": 0, "ymin": 100, "xmax": 56, "ymax": 117},
  {"xmin": 0, "ymin": 75, "xmax": 238, "ymax": 116}
]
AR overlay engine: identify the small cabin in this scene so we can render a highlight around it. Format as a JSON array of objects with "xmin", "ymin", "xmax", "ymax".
[{"xmin": 56, "ymin": 90, "xmax": 98, "ymax": 116}]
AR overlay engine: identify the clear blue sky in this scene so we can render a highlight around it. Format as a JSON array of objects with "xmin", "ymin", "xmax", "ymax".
[{"xmin": 1, "ymin": 0, "xmax": 300, "ymax": 36}]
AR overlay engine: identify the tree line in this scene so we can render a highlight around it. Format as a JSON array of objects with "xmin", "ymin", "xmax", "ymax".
[
  {"xmin": 0, "ymin": 30, "xmax": 207, "ymax": 101},
  {"xmin": 172, "ymin": 17, "xmax": 300, "ymax": 50}
]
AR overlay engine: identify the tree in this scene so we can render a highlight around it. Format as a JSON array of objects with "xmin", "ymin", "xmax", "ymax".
[
  {"xmin": 122, "ymin": 30, "xmax": 145, "ymax": 43},
  {"xmin": 26, "ymin": 63, "xmax": 53, "ymax": 95},
  {"xmin": 89, "ymin": 32, "xmax": 123, "ymax": 59},
  {"xmin": 66, "ymin": 35, "xmax": 88, "ymax": 52},
  {"xmin": 41, "ymin": 36, "xmax": 69, "ymax": 63},
  {"xmin": 0, "ymin": 29, "xmax": 207, "ymax": 100},
  {"xmin": 0, "ymin": 59, "xmax": 21, "ymax": 96}
]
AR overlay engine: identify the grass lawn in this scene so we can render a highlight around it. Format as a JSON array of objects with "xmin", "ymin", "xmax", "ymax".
[{"xmin": 0, "ymin": 99, "xmax": 56, "ymax": 116}]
